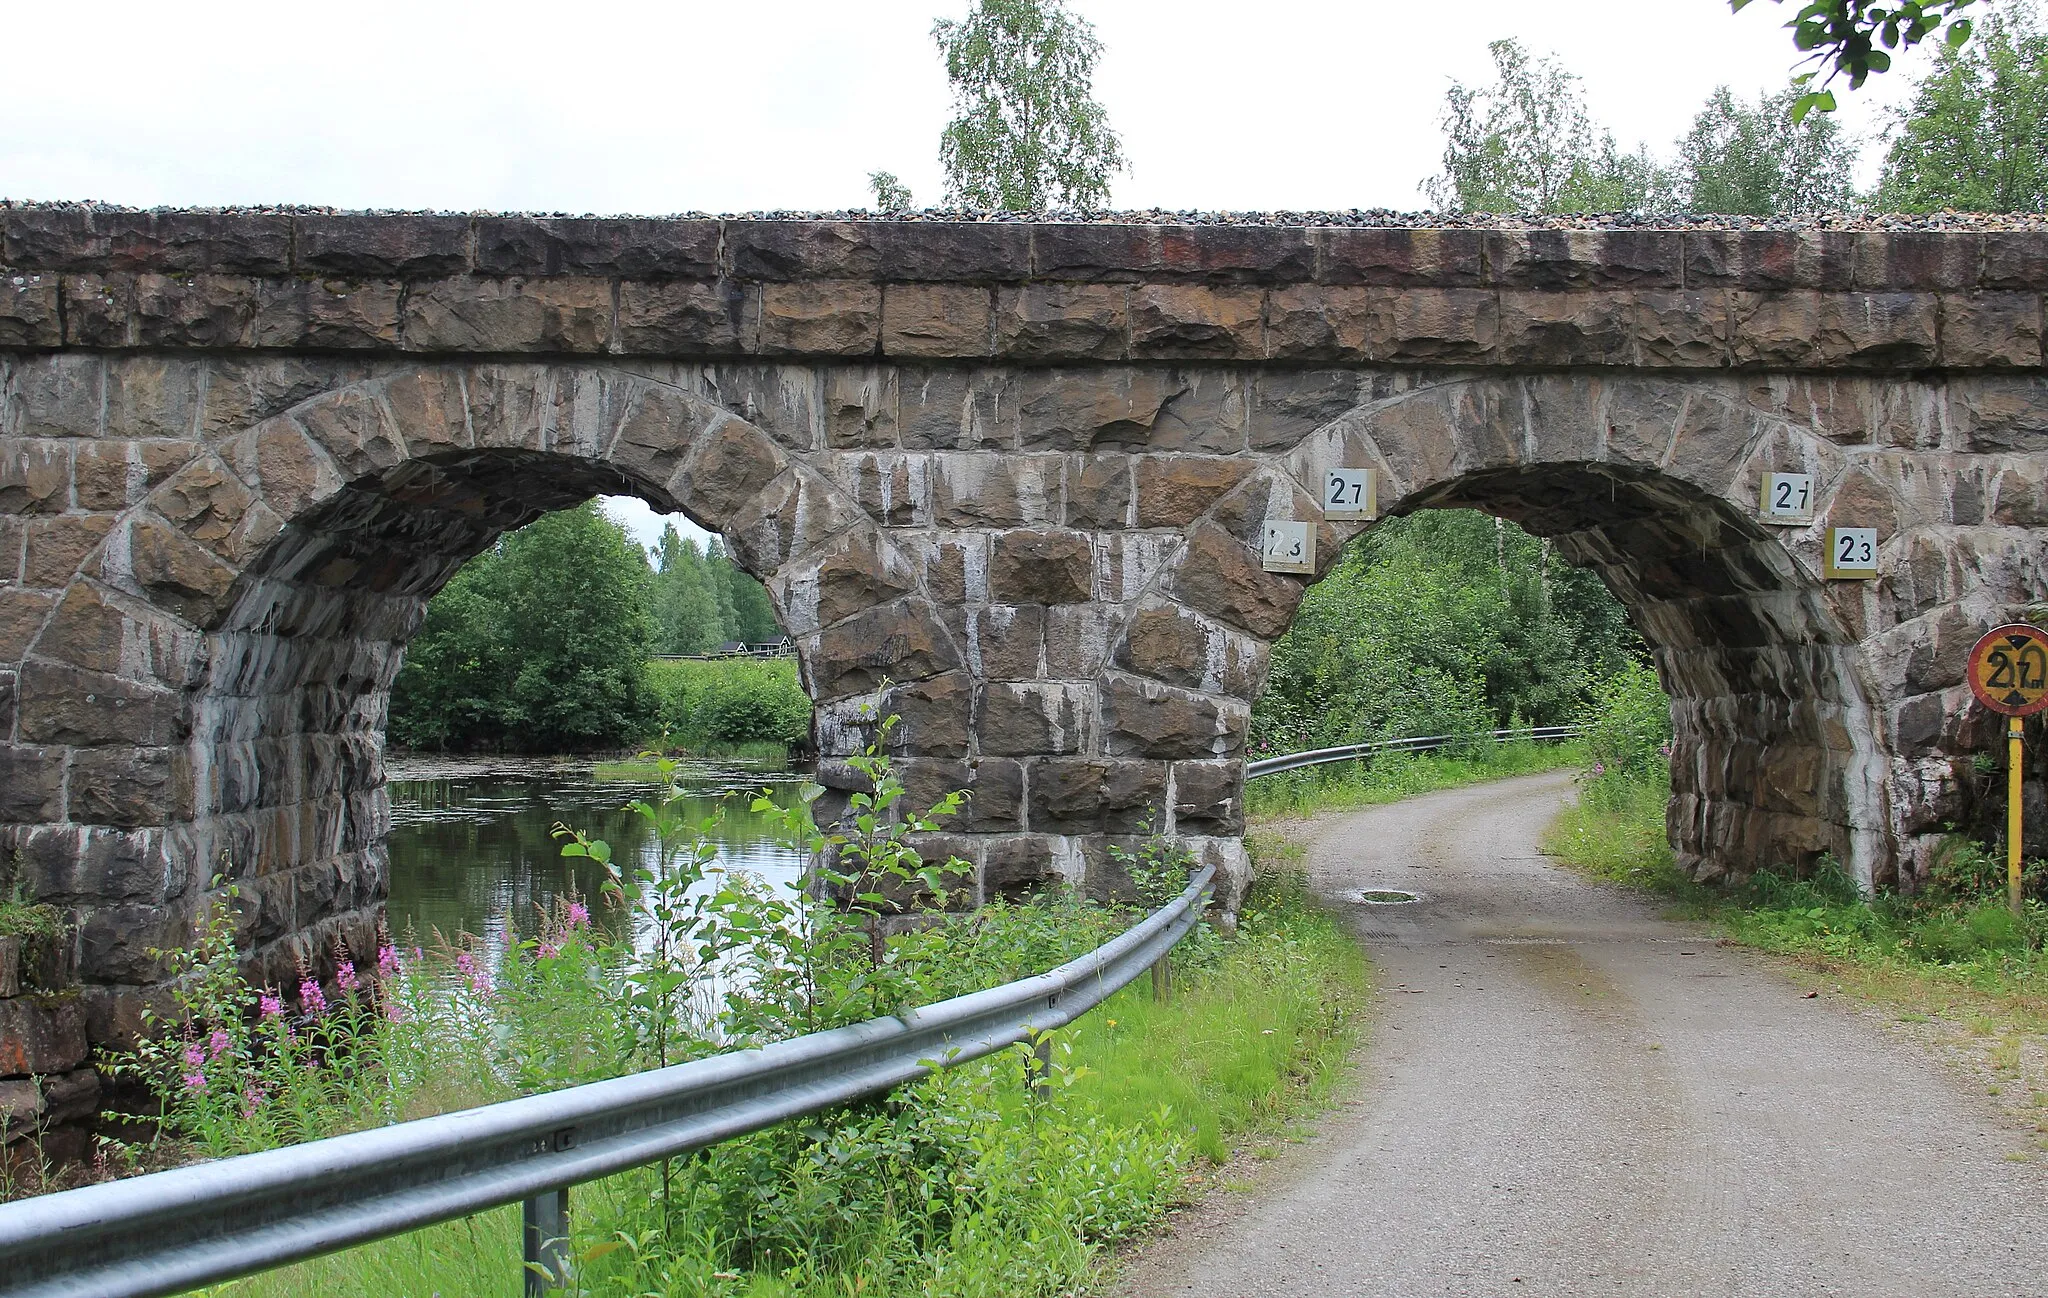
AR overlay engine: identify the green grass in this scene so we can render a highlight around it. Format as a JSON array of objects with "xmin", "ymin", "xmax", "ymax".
[
  {"xmin": 595, "ymin": 741, "xmax": 791, "ymax": 779},
  {"xmin": 189, "ymin": 868, "xmax": 1369, "ymax": 1298},
  {"xmin": 1246, "ymin": 738, "xmax": 1583, "ymax": 819},
  {"xmin": 1540, "ymin": 773, "xmax": 1695, "ymax": 894}
]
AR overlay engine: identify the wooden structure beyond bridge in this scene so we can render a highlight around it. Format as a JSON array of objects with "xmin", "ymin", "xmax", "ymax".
[{"xmin": 1, "ymin": 204, "xmax": 2043, "ymax": 1044}]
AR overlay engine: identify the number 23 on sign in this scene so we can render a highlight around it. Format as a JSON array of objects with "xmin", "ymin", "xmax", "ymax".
[
  {"xmin": 1261, "ymin": 521, "xmax": 1315, "ymax": 574},
  {"xmin": 1823, "ymin": 526, "xmax": 1879, "ymax": 580}
]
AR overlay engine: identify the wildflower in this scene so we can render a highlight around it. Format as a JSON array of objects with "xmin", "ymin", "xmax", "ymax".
[
  {"xmin": 182, "ymin": 1041, "xmax": 205, "ymax": 1071},
  {"xmin": 240, "ymin": 1085, "xmax": 267, "ymax": 1120},
  {"xmin": 298, "ymin": 977, "xmax": 327, "ymax": 1018},
  {"xmin": 1591, "ymin": 761, "xmax": 1606, "ymax": 777},
  {"xmin": 565, "ymin": 900, "xmax": 591, "ymax": 929},
  {"xmin": 181, "ymin": 1071, "xmax": 207, "ymax": 1093},
  {"xmin": 258, "ymin": 990, "xmax": 283, "ymax": 1020},
  {"xmin": 207, "ymin": 1029, "xmax": 231, "ymax": 1060},
  {"xmin": 336, "ymin": 960, "xmax": 359, "ymax": 994},
  {"xmin": 538, "ymin": 941, "xmax": 562, "ymax": 960},
  {"xmin": 377, "ymin": 945, "xmax": 400, "ymax": 977},
  {"xmin": 383, "ymin": 1000, "xmax": 408, "ymax": 1025}
]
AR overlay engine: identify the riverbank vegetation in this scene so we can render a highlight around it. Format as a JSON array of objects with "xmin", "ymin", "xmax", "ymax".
[
  {"xmin": 389, "ymin": 506, "xmax": 807, "ymax": 756},
  {"xmin": 95, "ymin": 740, "xmax": 1363, "ymax": 1298}
]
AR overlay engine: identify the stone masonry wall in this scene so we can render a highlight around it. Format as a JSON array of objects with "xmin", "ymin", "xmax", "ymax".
[{"xmin": 2, "ymin": 205, "xmax": 2046, "ymax": 1045}]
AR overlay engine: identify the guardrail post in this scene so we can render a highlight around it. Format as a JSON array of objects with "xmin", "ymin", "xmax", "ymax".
[
  {"xmin": 523, "ymin": 1187, "xmax": 569, "ymax": 1297},
  {"xmin": 1151, "ymin": 954, "xmax": 1170, "ymax": 1002},
  {"xmin": 1026, "ymin": 1032, "xmax": 1052, "ymax": 1103}
]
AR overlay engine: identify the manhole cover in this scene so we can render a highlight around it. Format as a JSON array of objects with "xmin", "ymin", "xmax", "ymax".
[{"xmin": 1354, "ymin": 889, "xmax": 1422, "ymax": 905}]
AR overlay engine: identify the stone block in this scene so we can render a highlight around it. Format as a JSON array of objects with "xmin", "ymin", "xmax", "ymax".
[
  {"xmin": 1127, "ymin": 284, "xmax": 1263, "ymax": 360},
  {"xmin": 616, "ymin": 280, "xmax": 752, "ymax": 354},
  {"xmin": 472, "ymin": 216, "xmax": 721, "ymax": 278},
  {"xmin": 978, "ymin": 681, "xmax": 1094, "ymax": 756},
  {"xmin": 1045, "ymin": 604, "xmax": 1120, "ymax": 679},
  {"xmin": 666, "ymin": 417, "xmax": 789, "ymax": 530},
  {"xmin": 894, "ymin": 757, "xmax": 1024, "ymax": 832},
  {"xmin": 1098, "ymin": 672, "xmax": 1245, "ymax": 759},
  {"xmin": 0, "ymin": 440, "xmax": 70, "ymax": 515},
  {"xmin": 996, "ymin": 283, "xmax": 1127, "ymax": 361},
  {"xmin": 808, "ymin": 598, "xmax": 961, "ymax": 699},
  {"xmin": 801, "ymin": 528, "xmax": 918, "ymax": 630},
  {"xmin": 726, "ymin": 221, "xmax": 881, "ymax": 280},
  {"xmin": 121, "ymin": 514, "xmax": 238, "ymax": 627},
  {"xmin": 296, "ymin": 214, "xmax": 471, "ymax": 278},
  {"xmin": 1497, "ymin": 292, "xmax": 1634, "ymax": 366},
  {"xmin": 1014, "ymin": 367, "xmax": 1189, "ymax": 451},
  {"xmin": 68, "ymin": 747, "xmax": 189, "ymax": 828},
  {"xmin": 1157, "ymin": 225, "xmax": 1314, "ymax": 282},
  {"xmin": 1315, "ymin": 227, "xmax": 1486, "ymax": 286},
  {"xmin": 955, "ymin": 603, "xmax": 1045, "ymax": 679},
  {"xmin": 16, "ymin": 662, "xmax": 182, "ymax": 748},
  {"xmin": 250, "ymin": 278, "xmax": 404, "ymax": 350},
  {"xmin": 1684, "ymin": 230, "xmax": 1852, "ymax": 291},
  {"xmin": 879, "ymin": 671, "xmax": 973, "ymax": 757},
  {"xmin": 1114, "ymin": 597, "xmax": 1263, "ymax": 696},
  {"xmin": 0, "ymin": 998, "xmax": 87, "ymax": 1076},
  {"xmin": 78, "ymin": 902, "xmax": 177, "ymax": 984},
  {"xmin": 402, "ymin": 277, "xmax": 612, "ymax": 353},
  {"xmin": 1948, "ymin": 377, "xmax": 2048, "ymax": 453},
  {"xmin": 1031, "ymin": 223, "xmax": 1160, "ymax": 281},
  {"xmin": 1730, "ymin": 292, "xmax": 1939, "ymax": 369},
  {"xmin": 1941, "ymin": 293, "xmax": 2043, "ymax": 368},
  {"xmin": 73, "ymin": 439, "xmax": 195, "ymax": 513},
  {"xmin": 989, "ymin": 528, "xmax": 1093, "ymax": 604},
  {"xmin": 1851, "ymin": 231, "xmax": 1978, "ymax": 291},
  {"xmin": 1262, "ymin": 286, "xmax": 1372, "ymax": 362},
  {"xmin": 11, "ymin": 354, "xmax": 105, "ymax": 439},
  {"xmin": 1134, "ymin": 455, "xmax": 1253, "ymax": 528},
  {"xmin": 1629, "ymin": 292, "xmax": 1730, "ymax": 367},
  {"xmin": 824, "ymin": 370, "xmax": 900, "ymax": 450},
  {"xmin": 757, "ymin": 281, "xmax": 882, "ymax": 356},
  {"xmin": 1365, "ymin": 288, "xmax": 1497, "ymax": 362},
  {"xmin": 899, "ymin": 368, "xmax": 1015, "ymax": 450},
  {"xmin": 881, "ymin": 283, "xmax": 992, "ymax": 357},
  {"xmin": 1166, "ymin": 521, "xmax": 1305, "ymax": 640},
  {"xmin": 869, "ymin": 222, "xmax": 1031, "ymax": 280},
  {"xmin": 932, "ymin": 453, "xmax": 1060, "ymax": 527},
  {"xmin": 0, "ymin": 273, "xmax": 60, "ymax": 347},
  {"xmin": 1170, "ymin": 759, "xmax": 1244, "ymax": 835},
  {"xmin": 1027, "ymin": 759, "xmax": 1170, "ymax": 834},
  {"xmin": 0, "ymin": 745, "xmax": 62, "ymax": 822},
  {"xmin": 1486, "ymin": 229, "xmax": 1683, "ymax": 289},
  {"xmin": 981, "ymin": 834, "xmax": 1058, "ymax": 898},
  {"xmin": 3, "ymin": 207, "xmax": 293, "ymax": 275},
  {"xmin": 1981, "ymin": 233, "xmax": 2048, "ymax": 291},
  {"xmin": 0, "ymin": 588, "xmax": 55, "ymax": 661}
]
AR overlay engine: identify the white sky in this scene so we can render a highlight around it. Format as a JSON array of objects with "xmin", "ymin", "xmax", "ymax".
[{"xmin": 2, "ymin": 0, "xmax": 1940, "ymax": 551}]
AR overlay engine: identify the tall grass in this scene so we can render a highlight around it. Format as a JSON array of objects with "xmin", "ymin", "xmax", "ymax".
[{"xmin": 1246, "ymin": 737, "xmax": 1583, "ymax": 819}]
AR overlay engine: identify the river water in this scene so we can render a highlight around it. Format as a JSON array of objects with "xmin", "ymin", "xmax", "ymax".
[{"xmin": 383, "ymin": 755, "xmax": 809, "ymax": 949}]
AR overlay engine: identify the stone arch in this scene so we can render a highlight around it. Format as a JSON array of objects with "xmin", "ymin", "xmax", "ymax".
[
  {"xmin": 11, "ymin": 362, "xmax": 938, "ymax": 1025},
  {"xmin": 1145, "ymin": 371, "xmax": 1898, "ymax": 891}
]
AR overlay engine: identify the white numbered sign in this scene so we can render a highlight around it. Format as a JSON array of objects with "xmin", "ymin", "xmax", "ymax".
[
  {"xmin": 1322, "ymin": 466, "xmax": 1377, "ymax": 521},
  {"xmin": 1261, "ymin": 520, "xmax": 1315, "ymax": 575},
  {"xmin": 1824, "ymin": 526, "xmax": 1879, "ymax": 580},
  {"xmin": 1759, "ymin": 472, "xmax": 1816, "ymax": 523}
]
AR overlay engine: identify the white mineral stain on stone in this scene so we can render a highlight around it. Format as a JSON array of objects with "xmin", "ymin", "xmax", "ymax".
[{"xmin": 1049, "ymin": 835, "xmax": 1086, "ymax": 884}]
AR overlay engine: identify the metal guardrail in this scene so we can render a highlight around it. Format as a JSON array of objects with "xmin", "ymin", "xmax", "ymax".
[
  {"xmin": 0, "ymin": 867, "xmax": 1214, "ymax": 1298},
  {"xmin": 1244, "ymin": 725, "xmax": 1585, "ymax": 779}
]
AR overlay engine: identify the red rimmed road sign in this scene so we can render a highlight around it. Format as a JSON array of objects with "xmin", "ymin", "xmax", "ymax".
[{"xmin": 1968, "ymin": 624, "xmax": 2048, "ymax": 718}]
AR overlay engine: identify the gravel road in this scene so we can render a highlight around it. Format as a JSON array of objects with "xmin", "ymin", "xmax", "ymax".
[{"xmin": 1116, "ymin": 772, "xmax": 2048, "ymax": 1298}]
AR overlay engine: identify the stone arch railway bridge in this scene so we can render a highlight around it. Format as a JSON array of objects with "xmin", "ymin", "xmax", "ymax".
[{"xmin": 2, "ymin": 205, "xmax": 2044, "ymax": 1045}]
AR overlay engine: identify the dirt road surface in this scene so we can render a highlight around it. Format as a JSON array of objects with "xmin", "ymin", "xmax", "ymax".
[{"xmin": 1116, "ymin": 772, "xmax": 2048, "ymax": 1298}]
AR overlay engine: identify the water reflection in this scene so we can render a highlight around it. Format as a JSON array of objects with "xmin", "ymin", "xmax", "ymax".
[{"xmin": 384, "ymin": 755, "xmax": 808, "ymax": 953}]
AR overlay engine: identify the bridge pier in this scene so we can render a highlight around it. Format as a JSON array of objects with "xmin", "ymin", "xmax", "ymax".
[{"xmin": 2, "ymin": 208, "xmax": 2043, "ymax": 1045}]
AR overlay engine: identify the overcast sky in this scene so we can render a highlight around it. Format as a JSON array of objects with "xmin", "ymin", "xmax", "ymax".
[{"xmin": 3, "ymin": 0, "xmax": 1932, "ymax": 549}]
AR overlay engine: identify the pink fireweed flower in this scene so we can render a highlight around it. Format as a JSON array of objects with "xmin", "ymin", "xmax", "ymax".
[
  {"xmin": 182, "ymin": 1041, "xmax": 205, "ymax": 1070},
  {"xmin": 382, "ymin": 999, "xmax": 408, "ymax": 1025},
  {"xmin": 336, "ymin": 960, "xmax": 359, "ymax": 994},
  {"xmin": 565, "ymin": 901, "xmax": 590, "ymax": 929},
  {"xmin": 241, "ymin": 1085, "xmax": 266, "ymax": 1120},
  {"xmin": 207, "ymin": 1029, "xmax": 231, "ymax": 1060},
  {"xmin": 181, "ymin": 1071, "xmax": 207, "ymax": 1093},
  {"xmin": 537, "ymin": 941, "xmax": 562, "ymax": 960},
  {"xmin": 377, "ymin": 945, "xmax": 400, "ymax": 977},
  {"xmin": 258, "ymin": 990, "xmax": 283, "ymax": 1020},
  {"xmin": 298, "ymin": 978, "xmax": 327, "ymax": 1018},
  {"xmin": 1591, "ymin": 761, "xmax": 1606, "ymax": 777}
]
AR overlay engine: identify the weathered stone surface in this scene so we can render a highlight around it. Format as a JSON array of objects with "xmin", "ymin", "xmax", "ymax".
[
  {"xmin": 997, "ymin": 284, "xmax": 1126, "ymax": 361},
  {"xmin": 616, "ymin": 280, "xmax": 751, "ymax": 354},
  {"xmin": 758, "ymin": 282, "xmax": 882, "ymax": 356},
  {"xmin": 989, "ymin": 529, "xmax": 1093, "ymax": 604},
  {"xmin": 1167, "ymin": 522, "xmax": 1305, "ymax": 639},
  {"xmin": 980, "ymin": 835, "xmax": 1057, "ymax": 897},
  {"xmin": 1114, "ymin": 598, "xmax": 1263, "ymax": 696},
  {"xmin": 893, "ymin": 758, "xmax": 1024, "ymax": 832},
  {"xmin": 881, "ymin": 284, "xmax": 991, "ymax": 358},
  {"xmin": 1942, "ymin": 293, "xmax": 2043, "ymax": 368},
  {"xmin": 0, "ymin": 588, "xmax": 54, "ymax": 660},
  {"xmin": 1170, "ymin": 759, "xmax": 1244, "ymax": 835},
  {"xmin": 809, "ymin": 598, "xmax": 960, "ymax": 699},
  {"xmin": 1134, "ymin": 455, "xmax": 1251, "ymax": 528},
  {"xmin": 16, "ymin": 662, "xmax": 181, "ymax": 748},
  {"xmin": 1366, "ymin": 288, "xmax": 1497, "ymax": 362},
  {"xmin": 978, "ymin": 681, "xmax": 1093, "ymax": 756},
  {"xmin": 879, "ymin": 672, "xmax": 973, "ymax": 758},
  {"xmin": 1098, "ymin": 672, "xmax": 1244, "ymax": 759},
  {"xmin": 297, "ymin": 214, "xmax": 470, "ymax": 278},
  {"xmin": 0, "ymin": 746, "xmax": 62, "ymax": 822},
  {"xmin": 472, "ymin": 216, "xmax": 721, "ymax": 279},
  {"xmin": 1128, "ymin": 285, "xmax": 1263, "ymax": 360},
  {"xmin": 404, "ymin": 277, "xmax": 613, "ymax": 353},
  {"xmin": 1028, "ymin": 759, "xmax": 1169, "ymax": 833},
  {"xmin": 0, "ymin": 997, "xmax": 87, "ymax": 1075}
]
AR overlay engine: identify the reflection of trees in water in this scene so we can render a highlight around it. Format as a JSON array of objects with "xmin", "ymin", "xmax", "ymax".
[{"xmin": 385, "ymin": 770, "xmax": 808, "ymax": 962}]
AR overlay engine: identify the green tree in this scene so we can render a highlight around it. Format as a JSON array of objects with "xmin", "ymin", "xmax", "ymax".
[
  {"xmin": 933, "ymin": 0, "xmax": 1126, "ymax": 210},
  {"xmin": 650, "ymin": 525, "xmax": 724, "ymax": 655},
  {"xmin": 1677, "ymin": 85, "xmax": 1859, "ymax": 213},
  {"xmin": 387, "ymin": 554, "xmax": 513, "ymax": 750},
  {"xmin": 1732, "ymin": 0, "xmax": 1980, "ymax": 117},
  {"xmin": 1875, "ymin": 4, "xmax": 2048, "ymax": 211},
  {"xmin": 1426, "ymin": 40, "xmax": 1674, "ymax": 214},
  {"xmin": 868, "ymin": 170, "xmax": 914, "ymax": 210}
]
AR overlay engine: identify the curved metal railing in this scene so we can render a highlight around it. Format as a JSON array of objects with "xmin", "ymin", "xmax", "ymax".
[{"xmin": 1245, "ymin": 725, "xmax": 1584, "ymax": 779}]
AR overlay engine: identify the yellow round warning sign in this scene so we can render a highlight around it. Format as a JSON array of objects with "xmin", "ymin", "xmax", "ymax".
[{"xmin": 1968, "ymin": 624, "xmax": 2048, "ymax": 717}]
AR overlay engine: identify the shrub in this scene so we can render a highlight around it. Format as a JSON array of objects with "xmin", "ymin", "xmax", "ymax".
[{"xmin": 643, "ymin": 658, "xmax": 812, "ymax": 751}]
